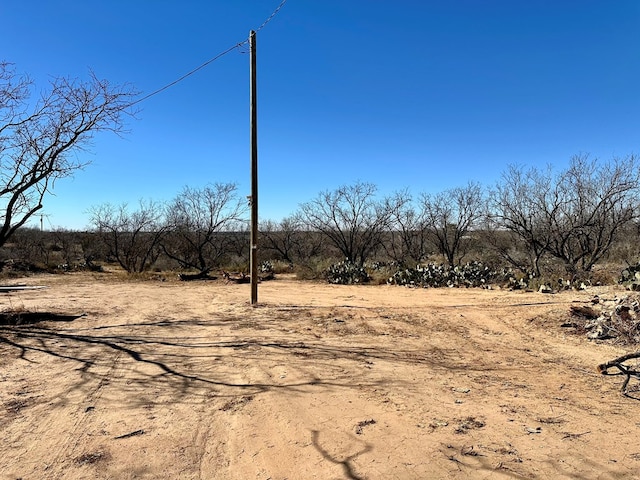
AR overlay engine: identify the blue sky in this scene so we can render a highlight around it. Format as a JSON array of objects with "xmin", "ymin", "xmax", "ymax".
[{"xmin": 1, "ymin": 1, "xmax": 639, "ymax": 230}]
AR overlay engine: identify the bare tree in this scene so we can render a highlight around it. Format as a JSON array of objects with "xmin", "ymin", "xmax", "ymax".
[
  {"xmin": 259, "ymin": 215, "xmax": 325, "ymax": 265},
  {"xmin": 490, "ymin": 155, "xmax": 640, "ymax": 277},
  {"xmin": 89, "ymin": 200, "xmax": 167, "ymax": 273},
  {"xmin": 161, "ymin": 183, "xmax": 247, "ymax": 276},
  {"xmin": 547, "ymin": 155, "xmax": 639, "ymax": 273},
  {"xmin": 260, "ymin": 217, "xmax": 300, "ymax": 265},
  {"xmin": 488, "ymin": 165, "xmax": 552, "ymax": 275},
  {"xmin": 420, "ymin": 182, "xmax": 484, "ymax": 267},
  {"xmin": 51, "ymin": 228, "xmax": 82, "ymax": 267},
  {"xmin": 6, "ymin": 227, "xmax": 50, "ymax": 267},
  {"xmin": 299, "ymin": 182, "xmax": 395, "ymax": 266},
  {"xmin": 78, "ymin": 231, "xmax": 108, "ymax": 270},
  {"xmin": 223, "ymin": 222, "xmax": 251, "ymax": 270},
  {"xmin": 384, "ymin": 189, "xmax": 430, "ymax": 266},
  {"xmin": 482, "ymin": 223, "xmax": 541, "ymax": 275},
  {"xmin": 0, "ymin": 62, "xmax": 136, "ymax": 247}
]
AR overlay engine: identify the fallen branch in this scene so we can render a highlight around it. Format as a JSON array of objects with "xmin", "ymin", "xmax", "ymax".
[
  {"xmin": 178, "ymin": 271, "xmax": 216, "ymax": 281},
  {"xmin": 562, "ymin": 431, "xmax": 591, "ymax": 440},
  {"xmin": 222, "ymin": 271, "xmax": 250, "ymax": 284},
  {"xmin": 114, "ymin": 429, "xmax": 145, "ymax": 440},
  {"xmin": 597, "ymin": 352, "xmax": 640, "ymax": 395},
  {"xmin": 570, "ymin": 305, "xmax": 599, "ymax": 319}
]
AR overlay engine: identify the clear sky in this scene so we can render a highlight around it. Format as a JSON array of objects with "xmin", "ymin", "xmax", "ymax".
[{"xmin": 1, "ymin": 1, "xmax": 639, "ymax": 230}]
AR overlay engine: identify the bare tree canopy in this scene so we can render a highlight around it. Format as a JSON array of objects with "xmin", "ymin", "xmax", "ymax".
[
  {"xmin": 260, "ymin": 215, "xmax": 324, "ymax": 266},
  {"xmin": 383, "ymin": 189, "xmax": 430, "ymax": 266},
  {"xmin": 260, "ymin": 216, "xmax": 301, "ymax": 265},
  {"xmin": 299, "ymin": 182, "xmax": 398, "ymax": 266},
  {"xmin": 421, "ymin": 182, "xmax": 484, "ymax": 267},
  {"xmin": 0, "ymin": 62, "xmax": 136, "ymax": 247},
  {"xmin": 89, "ymin": 200, "xmax": 166, "ymax": 273},
  {"xmin": 490, "ymin": 155, "xmax": 640, "ymax": 276},
  {"xmin": 162, "ymin": 183, "xmax": 247, "ymax": 275},
  {"xmin": 487, "ymin": 165, "xmax": 551, "ymax": 275}
]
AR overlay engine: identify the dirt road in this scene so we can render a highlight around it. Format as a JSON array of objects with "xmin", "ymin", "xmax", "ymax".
[{"xmin": 1, "ymin": 273, "xmax": 638, "ymax": 479}]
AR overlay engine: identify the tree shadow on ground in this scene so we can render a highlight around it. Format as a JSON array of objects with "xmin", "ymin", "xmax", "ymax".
[
  {"xmin": 0, "ymin": 311, "xmax": 479, "ymax": 407},
  {"xmin": 0, "ymin": 301, "xmax": 516, "ymax": 412},
  {"xmin": 311, "ymin": 430, "xmax": 371, "ymax": 480}
]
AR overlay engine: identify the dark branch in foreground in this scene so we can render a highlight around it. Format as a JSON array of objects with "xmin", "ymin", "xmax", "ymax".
[{"xmin": 598, "ymin": 352, "xmax": 640, "ymax": 396}]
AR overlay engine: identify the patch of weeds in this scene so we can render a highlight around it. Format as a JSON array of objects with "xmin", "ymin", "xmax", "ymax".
[
  {"xmin": 219, "ymin": 395, "xmax": 254, "ymax": 412},
  {"xmin": 454, "ymin": 416, "xmax": 485, "ymax": 434},
  {"xmin": 4, "ymin": 398, "xmax": 31, "ymax": 414},
  {"xmin": 473, "ymin": 443, "xmax": 524, "ymax": 463},
  {"xmin": 355, "ymin": 418, "xmax": 376, "ymax": 434},
  {"xmin": 537, "ymin": 415, "xmax": 566, "ymax": 425},
  {"xmin": 460, "ymin": 445, "xmax": 483, "ymax": 457},
  {"xmin": 75, "ymin": 450, "xmax": 110, "ymax": 465}
]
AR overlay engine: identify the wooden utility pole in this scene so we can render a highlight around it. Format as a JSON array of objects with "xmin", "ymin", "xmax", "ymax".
[{"xmin": 249, "ymin": 30, "xmax": 259, "ymax": 305}]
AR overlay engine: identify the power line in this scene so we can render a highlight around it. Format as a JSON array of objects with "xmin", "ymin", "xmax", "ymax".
[
  {"xmin": 128, "ymin": 42, "xmax": 245, "ymax": 107},
  {"xmin": 255, "ymin": 0, "xmax": 288, "ymax": 33},
  {"xmin": 128, "ymin": 0, "xmax": 287, "ymax": 108}
]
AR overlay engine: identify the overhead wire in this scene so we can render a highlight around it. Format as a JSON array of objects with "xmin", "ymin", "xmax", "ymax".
[
  {"xmin": 128, "ymin": 42, "xmax": 245, "ymax": 107},
  {"xmin": 128, "ymin": 0, "xmax": 287, "ymax": 108},
  {"xmin": 255, "ymin": 0, "xmax": 287, "ymax": 33}
]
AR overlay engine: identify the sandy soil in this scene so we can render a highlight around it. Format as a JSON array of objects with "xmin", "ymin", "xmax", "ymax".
[{"xmin": 1, "ymin": 272, "xmax": 639, "ymax": 480}]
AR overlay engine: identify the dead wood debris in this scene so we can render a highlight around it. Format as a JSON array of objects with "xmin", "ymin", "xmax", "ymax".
[
  {"xmin": 75, "ymin": 451, "xmax": 110, "ymax": 465},
  {"xmin": 569, "ymin": 305, "xmax": 599, "ymax": 319},
  {"xmin": 454, "ymin": 416, "xmax": 485, "ymax": 434},
  {"xmin": 536, "ymin": 415, "xmax": 566, "ymax": 425},
  {"xmin": 460, "ymin": 445, "xmax": 484, "ymax": 457},
  {"xmin": 219, "ymin": 395, "xmax": 254, "ymax": 412},
  {"xmin": 598, "ymin": 352, "xmax": 640, "ymax": 395},
  {"xmin": 355, "ymin": 419, "xmax": 376, "ymax": 434},
  {"xmin": 567, "ymin": 294, "xmax": 640, "ymax": 342},
  {"xmin": 178, "ymin": 272, "xmax": 217, "ymax": 281},
  {"xmin": 562, "ymin": 431, "xmax": 591, "ymax": 440},
  {"xmin": 222, "ymin": 271, "xmax": 250, "ymax": 284},
  {"xmin": 113, "ymin": 429, "xmax": 145, "ymax": 440},
  {"xmin": 221, "ymin": 271, "xmax": 274, "ymax": 284}
]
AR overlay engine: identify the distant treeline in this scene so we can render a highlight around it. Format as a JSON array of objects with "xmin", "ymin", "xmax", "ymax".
[{"xmin": 2, "ymin": 155, "xmax": 640, "ymax": 285}]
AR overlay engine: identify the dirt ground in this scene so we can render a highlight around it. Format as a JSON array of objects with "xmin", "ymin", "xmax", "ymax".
[{"xmin": 1, "ymin": 271, "xmax": 640, "ymax": 480}]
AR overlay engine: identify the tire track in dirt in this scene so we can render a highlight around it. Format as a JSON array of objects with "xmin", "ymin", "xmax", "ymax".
[
  {"xmin": 207, "ymin": 293, "xmax": 640, "ymax": 479},
  {"xmin": 45, "ymin": 345, "xmax": 127, "ymax": 479},
  {"xmin": 4, "ymin": 275, "xmax": 640, "ymax": 479},
  {"xmin": 206, "ymin": 359, "xmax": 379, "ymax": 479},
  {"xmin": 199, "ymin": 316, "xmax": 460, "ymax": 479},
  {"xmin": 1, "ymin": 318, "xmax": 129, "ymax": 478}
]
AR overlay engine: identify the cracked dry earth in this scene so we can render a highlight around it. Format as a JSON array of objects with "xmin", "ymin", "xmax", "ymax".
[{"xmin": 1, "ymin": 272, "xmax": 640, "ymax": 479}]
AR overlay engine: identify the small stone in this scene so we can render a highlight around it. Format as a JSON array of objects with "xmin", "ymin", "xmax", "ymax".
[{"xmin": 453, "ymin": 388, "xmax": 470, "ymax": 394}]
